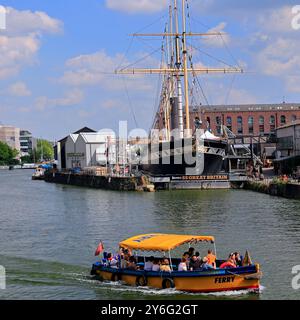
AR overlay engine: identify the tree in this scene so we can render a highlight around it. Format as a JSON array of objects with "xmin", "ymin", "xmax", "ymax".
[
  {"xmin": 20, "ymin": 154, "xmax": 33, "ymax": 164},
  {"xmin": 33, "ymin": 139, "xmax": 54, "ymax": 161},
  {"xmin": 0, "ymin": 141, "xmax": 19, "ymax": 165}
]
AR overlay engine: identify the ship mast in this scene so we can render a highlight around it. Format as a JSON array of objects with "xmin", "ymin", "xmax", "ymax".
[
  {"xmin": 115, "ymin": 0, "xmax": 244, "ymax": 140},
  {"xmin": 174, "ymin": 0, "xmax": 184, "ymax": 139},
  {"xmin": 181, "ymin": 0, "xmax": 190, "ymax": 137}
]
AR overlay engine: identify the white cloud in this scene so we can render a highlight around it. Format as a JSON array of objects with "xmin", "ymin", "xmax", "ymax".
[
  {"xmin": 258, "ymin": 6, "xmax": 296, "ymax": 34},
  {"xmin": 35, "ymin": 89, "xmax": 84, "ymax": 110},
  {"xmin": 201, "ymin": 22, "xmax": 230, "ymax": 48},
  {"xmin": 245, "ymin": 5, "xmax": 300, "ymax": 94},
  {"xmin": 59, "ymin": 50, "xmax": 155, "ymax": 92},
  {"xmin": 5, "ymin": 7, "xmax": 62, "ymax": 36},
  {"xmin": 105, "ymin": 0, "xmax": 167, "ymax": 14},
  {"xmin": 0, "ymin": 7, "xmax": 62, "ymax": 80},
  {"xmin": 0, "ymin": 34, "xmax": 40, "ymax": 79},
  {"xmin": 256, "ymin": 37, "xmax": 300, "ymax": 77},
  {"xmin": 4, "ymin": 81, "xmax": 31, "ymax": 97},
  {"xmin": 60, "ymin": 50, "xmax": 121, "ymax": 86}
]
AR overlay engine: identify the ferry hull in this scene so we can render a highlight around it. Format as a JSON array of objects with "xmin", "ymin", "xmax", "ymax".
[{"xmin": 92, "ymin": 265, "xmax": 261, "ymax": 293}]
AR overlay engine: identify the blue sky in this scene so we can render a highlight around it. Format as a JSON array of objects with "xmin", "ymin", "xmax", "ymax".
[{"xmin": 0, "ymin": 0, "xmax": 300, "ymax": 140}]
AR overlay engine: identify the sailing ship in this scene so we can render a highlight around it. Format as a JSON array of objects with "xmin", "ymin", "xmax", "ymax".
[{"xmin": 116, "ymin": 0, "xmax": 243, "ymax": 178}]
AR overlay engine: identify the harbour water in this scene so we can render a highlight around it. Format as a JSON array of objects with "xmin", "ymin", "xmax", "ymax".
[{"xmin": 0, "ymin": 169, "xmax": 300, "ymax": 300}]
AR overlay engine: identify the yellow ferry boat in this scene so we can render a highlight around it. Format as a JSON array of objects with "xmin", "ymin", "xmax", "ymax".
[{"xmin": 91, "ymin": 233, "xmax": 262, "ymax": 293}]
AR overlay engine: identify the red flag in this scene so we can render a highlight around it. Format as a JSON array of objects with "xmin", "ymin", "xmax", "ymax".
[{"xmin": 94, "ymin": 241, "xmax": 104, "ymax": 256}]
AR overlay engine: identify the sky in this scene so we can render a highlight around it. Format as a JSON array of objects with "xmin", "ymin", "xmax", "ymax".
[{"xmin": 0, "ymin": 0, "xmax": 300, "ymax": 140}]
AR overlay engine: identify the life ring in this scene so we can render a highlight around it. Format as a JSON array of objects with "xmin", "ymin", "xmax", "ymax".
[
  {"xmin": 162, "ymin": 278, "xmax": 175, "ymax": 289},
  {"xmin": 136, "ymin": 275, "xmax": 147, "ymax": 287},
  {"xmin": 111, "ymin": 273, "xmax": 120, "ymax": 282}
]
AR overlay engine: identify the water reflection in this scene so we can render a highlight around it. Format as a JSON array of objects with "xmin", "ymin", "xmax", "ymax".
[{"xmin": 1, "ymin": 170, "xmax": 300, "ymax": 299}]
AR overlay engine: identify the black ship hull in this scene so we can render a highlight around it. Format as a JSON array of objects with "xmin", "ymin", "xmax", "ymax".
[{"xmin": 139, "ymin": 137, "xmax": 228, "ymax": 177}]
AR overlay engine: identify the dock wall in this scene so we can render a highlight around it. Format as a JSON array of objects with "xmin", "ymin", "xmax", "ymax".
[
  {"xmin": 44, "ymin": 172, "xmax": 144, "ymax": 191},
  {"xmin": 244, "ymin": 180, "xmax": 300, "ymax": 200}
]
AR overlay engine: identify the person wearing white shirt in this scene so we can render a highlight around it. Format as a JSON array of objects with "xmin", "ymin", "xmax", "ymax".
[
  {"xmin": 178, "ymin": 258, "xmax": 188, "ymax": 271},
  {"xmin": 144, "ymin": 256, "xmax": 154, "ymax": 271},
  {"xmin": 152, "ymin": 258, "xmax": 160, "ymax": 272}
]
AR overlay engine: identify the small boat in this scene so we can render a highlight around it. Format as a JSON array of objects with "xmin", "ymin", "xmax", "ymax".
[
  {"xmin": 32, "ymin": 167, "xmax": 45, "ymax": 180},
  {"xmin": 91, "ymin": 233, "xmax": 262, "ymax": 293}
]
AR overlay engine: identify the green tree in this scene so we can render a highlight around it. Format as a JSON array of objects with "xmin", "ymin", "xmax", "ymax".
[
  {"xmin": 33, "ymin": 139, "xmax": 54, "ymax": 161},
  {"xmin": 20, "ymin": 154, "xmax": 34, "ymax": 164},
  {"xmin": 0, "ymin": 141, "xmax": 19, "ymax": 165}
]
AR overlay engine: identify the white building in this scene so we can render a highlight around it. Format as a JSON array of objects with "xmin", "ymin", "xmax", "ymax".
[
  {"xmin": 58, "ymin": 130, "xmax": 116, "ymax": 169},
  {"xmin": 65, "ymin": 134, "xmax": 79, "ymax": 168}
]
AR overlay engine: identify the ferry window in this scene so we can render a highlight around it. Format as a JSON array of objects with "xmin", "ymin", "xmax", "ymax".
[
  {"xmin": 259, "ymin": 116, "xmax": 264, "ymax": 134},
  {"xmin": 248, "ymin": 116, "xmax": 254, "ymax": 134},
  {"xmin": 237, "ymin": 116, "xmax": 243, "ymax": 135},
  {"xmin": 280, "ymin": 115, "xmax": 286, "ymax": 125},
  {"xmin": 291, "ymin": 114, "xmax": 297, "ymax": 122}
]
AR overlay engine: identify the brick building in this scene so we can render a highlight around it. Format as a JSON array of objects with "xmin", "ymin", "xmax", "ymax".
[{"xmin": 190, "ymin": 103, "xmax": 300, "ymax": 137}]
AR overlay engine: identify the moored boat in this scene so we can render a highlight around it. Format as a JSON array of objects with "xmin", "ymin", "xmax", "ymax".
[
  {"xmin": 32, "ymin": 167, "xmax": 45, "ymax": 180},
  {"xmin": 91, "ymin": 233, "xmax": 262, "ymax": 293}
]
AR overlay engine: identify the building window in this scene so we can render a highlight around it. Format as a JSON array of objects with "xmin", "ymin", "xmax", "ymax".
[
  {"xmin": 216, "ymin": 116, "xmax": 222, "ymax": 135},
  {"xmin": 269, "ymin": 115, "xmax": 275, "ymax": 132},
  {"xmin": 280, "ymin": 115, "xmax": 286, "ymax": 125},
  {"xmin": 259, "ymin": 116, "xmax": 264, "ymax": 134},
  {"xmin": 248, "ymin": 116, "xmax": 254, "ymax": 134},
  {"xmin": 206, "ymin": 117, "xmax": 211, "ymax": 130},
  {"xmin": 237, "ymin": 116, "xmax": 243, "ymax": 135},
  {"xmin": 226, "ymin": 116, "xmax": 232, "ymax": 131},
  {"xmin": 291, "ymin": 114, "xmax": 297, "ymax": 122}
]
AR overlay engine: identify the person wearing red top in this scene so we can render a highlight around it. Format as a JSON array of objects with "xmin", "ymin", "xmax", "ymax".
[{"xmin": 220, "ymin": 253, "xmax": 237, "ymax": 269}]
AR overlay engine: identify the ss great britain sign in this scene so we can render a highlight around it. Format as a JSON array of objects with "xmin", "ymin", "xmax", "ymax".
[{"xmin": 171, "ymin": 175, "xmax": 229, "ymax": 181}]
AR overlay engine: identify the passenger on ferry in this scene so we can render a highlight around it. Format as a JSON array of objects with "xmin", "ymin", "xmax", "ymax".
[
  {"xmin": 220, "ymin": 253, "xmax": 237, "ymax": 269},
  {"xmin": 234, "ymin": 252, "xmax": 243, "ymax": 267},
  {"xmin": 152, "ymin": 258, "xmax": 160, "ymax": 272},
  {"xmin": 200, "ymin": 257, "xmax": 214, "ymax": 270},
  {"xmin": 182, "ymin": 251, "xmax": 190, "ymax": 268},
  {"xmin": 107, "ymin": 253, "xmax": 113, "ymax": 261},
  {"xmin": 206, "ymin": 250, "xmax": 216, "ymax": 269},
  {"xmin": 127, "ymin": 256, "xmax": 138, "ymax": 270},
  {"xmin": 188, "ymin": 247, "xmax": 195, "ymax": 258},
  {"xmin": 160, "ymin": 258, "xmax": 171, "ymax": 272},
  {"xmin": 109, "ymin": 255, "xmax": 119, "ymax": 269},
  {"xmin": 119, "ymin": 248, "xmax": 132, "ymax": 261},
  {"xmin": 189, "ymin": 255, "xmax": 202, "ymax": 271},
  {"xmin": 144, "ymin": 256, "xmax": 154, "ymax": 271},
  {"xmin": 178, "ymin": 258, "xmax": 188, "ymax": 271},
  {"xmin": 195, "ymin": 251, "xmax": 201, "ymax": 259}
]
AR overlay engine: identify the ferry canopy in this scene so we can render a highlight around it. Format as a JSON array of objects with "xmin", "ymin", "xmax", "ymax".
[{"xmin": 119, "ymin": 233, "xmax": 215, "ymax": 252}]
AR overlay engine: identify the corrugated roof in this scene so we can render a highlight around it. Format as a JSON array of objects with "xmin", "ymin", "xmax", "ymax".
[
  {"xmin": 79, "ymin": 132, "xmax": 115, "ymax": 144},
  {"xmin": 69, "ymin": 134, "xmax": 79, "ymax": 143}
]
